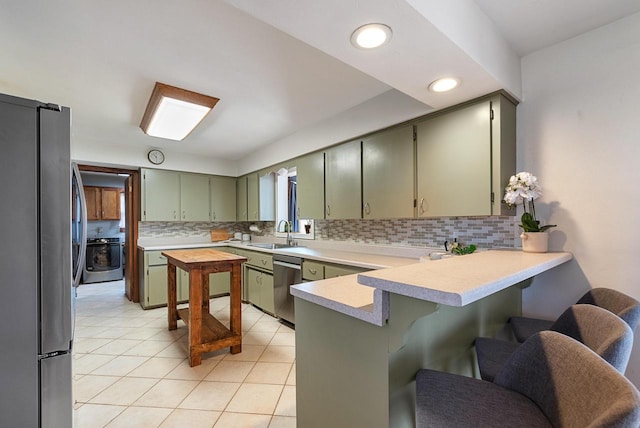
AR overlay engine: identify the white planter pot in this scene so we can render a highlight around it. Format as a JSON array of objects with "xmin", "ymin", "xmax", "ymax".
[{"xmin": 520, "ymin": 232, "xmax": 549, "ymax": 253}]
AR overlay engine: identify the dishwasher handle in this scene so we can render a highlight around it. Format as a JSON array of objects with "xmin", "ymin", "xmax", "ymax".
[{"xmin": 273, "ymin": 260, "xmax": 302, "ymax": 270}]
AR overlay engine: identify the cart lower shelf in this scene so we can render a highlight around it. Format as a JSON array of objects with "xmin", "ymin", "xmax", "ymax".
[{"xmin": 177, "ymin": 308, "xmax": 242, "ymax": 354}]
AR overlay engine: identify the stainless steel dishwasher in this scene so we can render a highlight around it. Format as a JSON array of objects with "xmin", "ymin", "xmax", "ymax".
[{"xmin": 273, "ymin": 254, "xmax": 302, "ymax": 325}]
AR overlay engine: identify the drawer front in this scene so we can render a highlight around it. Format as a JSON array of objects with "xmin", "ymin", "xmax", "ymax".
[
  {"xmin": 302, "ymin": 260, "xmax": 324, "ymax": 281},
  {"xmin": 147, "ymin": 251, "xmax": 168, "ymax": 266},
  {"xmin": 244, "ymin": 251, "xmax": 273, "ymax": 271}
]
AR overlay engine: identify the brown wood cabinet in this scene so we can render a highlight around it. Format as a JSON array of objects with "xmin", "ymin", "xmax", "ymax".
[{"xmin": 84, "ymin": 186, "xmax": 121, "ymax": 220}]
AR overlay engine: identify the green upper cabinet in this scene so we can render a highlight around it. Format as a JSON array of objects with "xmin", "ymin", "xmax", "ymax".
[
  {"xmin": 247, "ymin": 172, "xmax": 259, "ymax": 221},
  {"xmin": 415, "ymin": 93, "xmax": 516, "ymax": 217},
  {"xmin": 142, "ymin": 168, "xmax": 180, "ymax": 221},
  {"xmin": 296, "ymin": 151, "xmax": 325, "ymax": 219},
  {"xmin": 236, "ymin": 175, "xmax": 248, "ymax": 221},
  {"xmin": 180, "ymin": 173, "xmax": 210, "ymax": 221},
  {"xmin": 245, "ymin": 170, "xmax": 275, "ymax": 222},
  {"xmin": 325, "ymin": 140, "xmax": 362, "ymax": 219},
  {"xmin": 489, "ymin": 94, "xmax": 517, "ymax": 216},
  {"xmin": 210, "ymin": 175, "xmax": 236, "ymax": 221},
  {"xmin": 258, "ymin": 171, "xmax": 275, "ymax": 221},
  {"xmin": 416, "ymin": 99, "xmax": 492, "ymax": 217},
  {"xmin": 362, "ymin": 125, "xmax": 415, "ymax": 219}
]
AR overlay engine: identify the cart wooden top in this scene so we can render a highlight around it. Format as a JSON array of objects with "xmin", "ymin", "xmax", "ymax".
[{"xmin": 161, "ymin": 248, "xmax": 247, "ymax": 269}]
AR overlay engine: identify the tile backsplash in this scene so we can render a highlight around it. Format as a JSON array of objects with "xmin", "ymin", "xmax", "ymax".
[{"xmin": 139, "ymin": 216, "xmax": 518, "ymax": 249}]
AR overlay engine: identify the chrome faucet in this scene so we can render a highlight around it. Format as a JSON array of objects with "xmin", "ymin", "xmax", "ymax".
[{"xmin": 277, "ymin": 220, "xmax": 294, "ymax": 246}]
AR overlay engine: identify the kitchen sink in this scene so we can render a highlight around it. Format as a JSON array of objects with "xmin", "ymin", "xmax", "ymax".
[{"xmin": 248, "ymin": 243, "xmax": 299, "ymax": 250}]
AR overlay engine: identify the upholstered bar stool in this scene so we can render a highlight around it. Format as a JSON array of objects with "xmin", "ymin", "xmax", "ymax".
[
  {"xmin": 416, "ymin": 331, "xmax": 640, "ymax": 428},
  {"xmin": 475, "ymin": 304, "xmax": 633, "ymax": 382},
  {"xmin": 510, "ymin": 288, "xmax": 640, "ymax": 343}
]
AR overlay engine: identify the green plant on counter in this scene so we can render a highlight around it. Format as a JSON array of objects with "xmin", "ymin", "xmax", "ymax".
[{"xmin": 450, "ymin": 242, "xmax": 476, "ymax": 255}]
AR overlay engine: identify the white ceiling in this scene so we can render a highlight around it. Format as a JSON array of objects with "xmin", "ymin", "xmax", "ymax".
[{"xmin": 1, "ymin": 0, "xmax": 638, "ymax": 163}]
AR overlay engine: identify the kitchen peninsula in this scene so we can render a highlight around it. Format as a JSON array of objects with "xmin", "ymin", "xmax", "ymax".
[{"xmin": 291, "ymin": 250, "xmax": 572, "ymax": 428}]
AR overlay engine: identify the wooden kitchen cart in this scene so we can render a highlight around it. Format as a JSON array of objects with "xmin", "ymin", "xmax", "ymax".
[{"xmin": 162, "ymin": 248, "xmax": 246, "ymax": 367}]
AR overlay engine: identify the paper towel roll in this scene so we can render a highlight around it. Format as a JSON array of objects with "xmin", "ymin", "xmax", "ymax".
[{"xmin": 249, "ymin": 225, "xmax": 261, "ymax": 232}]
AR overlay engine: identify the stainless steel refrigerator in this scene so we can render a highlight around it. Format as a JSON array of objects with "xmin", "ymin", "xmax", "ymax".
[{"xmin": 0, "ymin": 92, "xmax": 86, "ymax": 427}]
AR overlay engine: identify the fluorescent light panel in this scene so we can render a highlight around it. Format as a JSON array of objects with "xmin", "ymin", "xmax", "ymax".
[{"xmin": 140, "ymin": 82, "xmax": 219, "ymax": 141}]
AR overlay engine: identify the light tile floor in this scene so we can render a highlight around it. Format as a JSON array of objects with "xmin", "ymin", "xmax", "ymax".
[{"xmin": 73, "ymin": 280, "xmax": 296, "ymax": 428}]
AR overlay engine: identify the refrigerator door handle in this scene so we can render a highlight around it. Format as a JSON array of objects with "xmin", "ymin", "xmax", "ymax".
[{"xmin": 72, "ymin": 162, "xmax": 87, "ymax": 288}]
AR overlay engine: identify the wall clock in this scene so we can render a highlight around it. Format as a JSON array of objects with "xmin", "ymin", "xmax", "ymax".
[{"xmin": 147, "ymin": 149, "xmax": 165, "ymax": 165}]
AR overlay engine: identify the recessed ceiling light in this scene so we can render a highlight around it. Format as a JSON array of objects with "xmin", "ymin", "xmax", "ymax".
[
  {"xmin": 350, "ymin": 23, "xmax": 392, "ymax": 49},
  {"xmin": 428, "ymin": 77, "xmax": 461, "ymax": 93},
  {"xmin": 140, "ymin": 82, "xmax": 220, "ymax": 141}
]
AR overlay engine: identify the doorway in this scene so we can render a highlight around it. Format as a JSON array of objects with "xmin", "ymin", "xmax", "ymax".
[{"xmin": 79, "ymin": 165, "xmax": 140, "ymax": 302}]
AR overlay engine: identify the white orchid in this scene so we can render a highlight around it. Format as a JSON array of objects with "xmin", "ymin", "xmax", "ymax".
[{"xmin": 503, "ymin": 172, "xmax": 556, "ymax": 233}]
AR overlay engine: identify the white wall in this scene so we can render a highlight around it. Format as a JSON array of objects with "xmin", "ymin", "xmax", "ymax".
[
  {"xmin": 518, "ymin": 12, "xmax": 640, "ymax": 384},
  {"xmin": 72, "ymin": 138, "xmax": 239, "ymax": 177}
]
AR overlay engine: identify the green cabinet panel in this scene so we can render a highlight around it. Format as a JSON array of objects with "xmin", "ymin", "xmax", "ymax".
[
  {"xmin": 490, "ymin": 94, "xmax": 517, "ymax": 216},
  {"xmin": 362, "ymin": 126, "xmax": 415, "ymax": 219},
  {"xmin": 246, "ymin": 269, "xmax": 274, "ymax": 314},
  {"xmin": 142, "ymin": 169, "xmax": 180, "ymax": 221},
  {"xmin": 178, "ymin": 265, "xmax": 230, "ymax": 302},
  {"xmin": 247, "ymin": 173, "xmax": 259, "ymax": 221},
  {"xmin": 139, "ymin": 249, "xmax": 169, "ymax": 308},
  {"xmin": 210, "ymin": 175, "xmax": 236, "ymax": 221},
  {"xmin": 236, "ymin": 175, "xmax": 248, "ymax": 221},
  {"xmin": 324, "ymin": 263, "xmax": 369, "ymax": 279},
  {"xmin": 416, "ymin": 99, "xmax": 492, "ymax": 217},
  {"xmin": 246, "ymin": 267, "xmax": 261, "ymax": 306},
  {"xmin": 147, "ymin": 265, "xmax": 168, "ymax": 306},
  {"xmin": 296, "ymin": 151, "xmax": 325, "ymax": 219},
  {"xmin": 210, "ymin": 271, "xmax": 231, "ymax": 295},
  {"xmin": 244, "ymin": 171, "xmax": 275, "ymax": 222},
  {"xmin": 259, "ymin": 272, "xmax": 274, "ymax": 314},
  {"xmin": 325, "ymin": 140, "xmax": 362, "ymax": 219},
  {"xmin": 178, "ymin": 268, "xmax": 189, "ymax": 302},
  {"xmin": 244, "ymin": 250, "xmax": 274, "ymax": 315},
  {"xmin": 180, "ymin": 173, "xmax": 210, "ymax": 221},
  {"xmin": 258, "ymin": 171, "xmax": 275, "ymax": 221}
]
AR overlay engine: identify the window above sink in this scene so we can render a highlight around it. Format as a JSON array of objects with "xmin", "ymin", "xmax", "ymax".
[{"xmin": 274, "ymin": 167, "xmax": 315, "ymax": 241}]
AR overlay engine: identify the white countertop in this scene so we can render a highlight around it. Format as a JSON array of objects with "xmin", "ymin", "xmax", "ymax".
[
  {"xmin": 137, "ymin": 238, "xmax": 422, "ymax": 270},
  {"xmin": 358, "ymin": 250, "xmax": 573, "ymax": 306},
  {"xmin": 292, "ymin": 250, "xmax": 572, "ymax": 326},
  {"xmin": 138, "ymin": 237, "xmax": 572, "ymax": 326}
]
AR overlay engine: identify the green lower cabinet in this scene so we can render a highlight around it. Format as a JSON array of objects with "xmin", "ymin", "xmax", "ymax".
[
  {"xmin": 210, "ymin": 271, "xmax": 231, "ymax": 295},
  {"xmin": 178, "ymin": 268, "xmax": 189, "ymax": 303},
  {"xmin": 140, "ymin": 248, "xmax": 232, "ymax": 309},
  {"xmin": 139, "ymin": 249, "xmax": 169, "ymax": 309},
  {"xmin": 177, "ymin": 269, "xmax": 230, "ymax": 302},
  {"xmin": 245, "ymin": 267, "xmax": 274, "ymax": 314},
  {"xmin": 259, "ymin": 272, "xmax": 274, "ymax": 314},
  {"xmin": 146, "ymin": 265, "xmax": 168, "ymax": 307}
]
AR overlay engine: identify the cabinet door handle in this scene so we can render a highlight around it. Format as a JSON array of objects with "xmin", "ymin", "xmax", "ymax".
[
  {"xmin": 364, "ymin": 202, "xmax": 371, "ymax": 216},
  {"xmin": 297, "ymin": 207, "xmax": 300, "ymax": 217},
  {"xmin": 182, "ymin": 210, "xmax": 186, "ymax": 219},
  {"xmin": 212, "ymin": 211, "xmax": 216, "ymax": 220},
  {"xmin": 173, "ymin": 210, "xmax": 177, "ymax": 219},
  {"xmin": 419, "ymin": 198, "xmax": 425, "ymax": 216},
  {"xmin": 261, "ymin": 259, "xmax": 267, "ymax": 266},
  {"xmin": 326, "ymin": 205, "xmax": 331, "ymax": 217},
  {"xmin": 308, "ymin": 268, "xmax": 317, "ymax": 275},
  {"xmin": 257, "ymin": 275, "xmax": 262, "ymax": 285}
]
